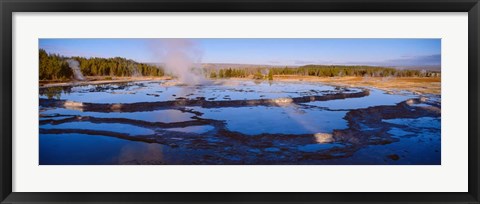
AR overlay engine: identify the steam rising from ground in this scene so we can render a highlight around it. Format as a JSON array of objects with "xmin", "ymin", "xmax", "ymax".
[
  {"xmin": 130, "ymin": 64, "xmax": 142, "ymax": 77},
  {"xmin": 151, "ymin": 39, "xmax": 205, "ymax": 85},
  {"xmin": 66, "ymin": 59, "xmax": 85, "ymax": 81}
]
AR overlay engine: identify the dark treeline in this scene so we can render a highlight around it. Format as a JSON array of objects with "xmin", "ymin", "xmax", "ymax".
[
  {"xmin": 39, "ymin": 49, "xmax": 164, "ymax": 80},
  {"xmin": 206, "ymin": 65, "xmax": 440, "ymax": 79},
  {"xmin": 284, "ymin": 65, "xmax": 440, "ymax": 77},
  {"xmin": 72, "ymin": 57, "xmax": 163, "ymax": 77},
  {"xmin": 41, "ymin": 49, "xmax": 440, "ymax": 81},
  {"xmin": 206, "ymin": 67, "xmax": 267, "ymax": 79},
  {"xmin": 39, "ymin": 49, "xmax": 73, "ymax": 80}
]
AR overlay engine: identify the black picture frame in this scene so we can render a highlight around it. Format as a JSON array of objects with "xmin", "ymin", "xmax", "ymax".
[{"xmin": 1, "ymin": 0, "xmax": 479, "ymax": 203}]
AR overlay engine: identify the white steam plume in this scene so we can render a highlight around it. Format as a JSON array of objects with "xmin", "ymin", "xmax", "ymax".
[
  {"xmin": 151, "ymin": 39, "xmax": 205, "ymax": 85},
  {"xmin": 66, "ymin": 59, "xmax": 85, "ymax": 81},
  {"xmin": 129, "ymin": 63, "xmax": 142, "ymax": 77}
]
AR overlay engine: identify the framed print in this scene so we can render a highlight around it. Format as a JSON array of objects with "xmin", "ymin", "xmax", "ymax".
[{"xmin": 1, "ymin": 0, "xmax": 479, "ymax": 203}]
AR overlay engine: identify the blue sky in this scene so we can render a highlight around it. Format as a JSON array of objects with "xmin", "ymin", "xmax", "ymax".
[{"xmin": 39, "ymin": 38, "xmax": 441, "ymax": 66}]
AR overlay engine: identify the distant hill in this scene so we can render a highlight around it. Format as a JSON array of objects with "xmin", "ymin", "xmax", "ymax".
[
  {"xmin": 200, "ymin": 63, "xmax": 441, "ymax": 72},
  {"xmin": 392, "ymin": 65, "xmax": 441, "ymax": 72},
  {"xmin": 146, "ymin": 63, "xmax": 298, "ymax": 69},
  {"xmin": 145, "ymin": 62, "xmax": 441, "ymax": 72},
  {"xmin": 201, "ymin": 63, "xmax": 297, "ymax": 69}
]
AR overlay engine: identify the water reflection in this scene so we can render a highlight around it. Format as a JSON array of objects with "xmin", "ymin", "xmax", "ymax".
[
  {"xmin": 117, "ymin": 142, "xmax": 165, "ymax": 165},
  {"xmin": 41, "ymin": 108, "xmax": 195, "ymax": 123},
  {"xmin": 39, "ymin": 80, "xmax": 345, "ymax": 103},
  {"xmin": 305, "ymin": 89, "xmax": 414, "ymax": 110},
  {"xmin": 39, "ymin": 86, "xmax": 72, "ymax": 100},
  {"xmin": 40, "ymin": 133, "xmax": 167, "ymax": 165},
  {"xmin": 194, "ymin": 106, "xmax": 348, "ymax": 135},
  {"xmin": 41, "ymin": 122, "xmax": 155, "ymax": 135},
  {"xmin": 39, "ymin": 80, "xmax": 441, "ymax": 165}
]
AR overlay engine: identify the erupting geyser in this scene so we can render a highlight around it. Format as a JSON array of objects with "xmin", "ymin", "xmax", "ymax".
[
  {"xmin": 66, "ymin": 59, "xmax": 85, "ymax": 81},
  {"xmin": 130, "ymin": 64, "xmax": 143, "ymax": 77},
  {"xmin": 152, "ymin": 39, "xmax": 206, "ymax": 85}
]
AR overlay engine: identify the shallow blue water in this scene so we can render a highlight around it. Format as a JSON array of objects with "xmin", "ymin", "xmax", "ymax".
[
  {"xmin": 41, "ymin": 108, "xmax": 195, "ymax": 123},
  {"xmin": 41, "ymin": 122, "xmax": 155, "ymax": 135},
  {"xmin": 193, "ymin": 106, "xmax": 348, "ymax": 135},
  {"xmin": 304, "ymin": 89, "xmax": 415, "ymax": 110},
  {"xmin": 40, "ymin": 80, "xmax": 343, "ymax": 103},
  {"xmin": 39, "ymin": 80, "xmax": 441, "ymax": 165},
  {"xmin": 39, "ymin": 133, "xmax": 204, "ymax": 165},
  {"xmin": 166, "ymin": 125, "xmax": 215, "ymax": 134}
]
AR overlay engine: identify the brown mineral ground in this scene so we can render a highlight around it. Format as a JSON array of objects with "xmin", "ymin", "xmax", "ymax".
[{"xmin": 271, "ymin": 75, "xmax": 441, "ymax": 95}]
